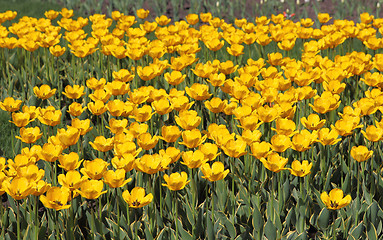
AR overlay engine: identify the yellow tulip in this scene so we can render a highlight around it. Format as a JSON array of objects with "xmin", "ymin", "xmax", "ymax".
[
  {"xmin": 16, "ymin": 127, "xmax": 42, "ymax": 144},
  {"xmin": 321, "ymin": 188, "xmax": 351, "ymax": 210},
  {"xmin": 58, "ymin": 152, "xmax": 83, "ymax": 171},
  {"xmin": 351, "ymin": 146, "xmax": 373, "ymax": 163},
  {"xmin": 76, "ymin": 179, "xmax": 107, "ymax": 199},
  {"xmin": 0, "ymin": 97, "xmax": 22, "ymax": 112},
  {"xmin": 159, "ymin": 125, "xmax": 181, "ymax": 143},
  {"xmin": 288, "ymin": 160, "xmax": 312, "ymax": 177},
  {"xmin": 163, "ymin": 172, "xmax": 190, "ymax": 191},
  {"xmin": 201, "ymin": 162, "xmax": 229, "ymax": 182},
  {"xmin": 40, "ymin": 186, "xmax": 71, "ymax": 210},
  {"xmin": 81, "ymin": 158, "xmax": 109, "ymax": 180},
  {"xmin": 62, "ymin": 85, "xmax": 85, "ymax": 99},
  {"xmin": 260, "ymin": 152, "xmax": 288, "ymax": 173},
  {"xmin": 122, "ymin": 187, "xmax": 153, "ymax": 208},
  {"xmin": 3, "ymin": 177, "xmax": 35, "ymax": 200},
  {"xmin": 33, "ymin": 84, "xmax": 56, "ymax": 100}
]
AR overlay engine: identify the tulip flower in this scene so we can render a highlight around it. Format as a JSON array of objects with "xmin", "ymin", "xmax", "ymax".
[
  {"xmin": 260, "ymin": 152, "xmax": 288, "ymax": 173},
  {"xmin": 0, "ymin": 97, "xmax": 22, "ymax": 112},
  {"xmin": 76, "ymin": 180, "xmax": 107, "ymax": 199},
  {"xmin": 201, "ymin": 162, "xmax": 229, "ymax": 182},
  {"xmin": 175, "ymin": 110, "xmax": 201, "ymax": 130},
  {"xmin": 111, "ymin": 154, "xmax": 136, "ymax": 172},
  {"xmin": 137, "ymin": 132, "xmax": 159, "ymax": 150},
  {"xmin": 288, "ymin": 160, "xmax": 312, "ymax": 177},
  {"xmin": 62, "ymin": 85, "xmax": 85, "ymax": 99},
  {"xmin": 58, "ymin": 170, "xmax": 87, "ymax": 193},
  {"xmin": 351, "ymin": 146, "xmax": 373, "ymax": 162},
  {"xmin": 179, "ymin": 129, "xmax": 207, "ymax": 149},
  {"xmin": 159, "ymin": 147, "xmax": 181, "ymax": 164},
  {"xmin": 321, "ymin": 188, "xmax": 351, "ymax": 210},
  {"xmin": 16, "ymin": 127, "xmax": 43, "ymax": 144},
  {"xmin": 185, "ymin": 83, "xmax": 212, "ymax": 101},
  {"xmin": 58, "ymin": 152, "xmax": 83, "ymax": 171},
  {"xmin": 10, "ymin": 112, "xmax": 32, "ymax": 128},
  {"xmin": 33, "ymin": 84, "xmax": 56, "ymax": 100},
  {"xmin": 163, "ymin": 172, "xmax": 190, "ymax": 191},
  {"xmin": 159, "ymin": 125, "xmax": 182, "ymax": 143},
  {"xmin": 89, "ymin": 136, "xmax": 114, "ymax": 152},
  {"xmin": 40, "ymin": 187, "xmax": 71, "ymax": 210},
  {"xmin": 3, "ymin": 177, "xmax": 36, "ymax": 200},
  {"xmin": 80, "ymin": 158, "xmax": 109, "ymax": 180},
  {"xmin": 301, "ymin": 114, "xmax": 326, "ymax": 131},
  {"xmin": 103, "ymin": 169, "xmax": 132, "ymax": 188},
  {"xmin": 135, "ymin": 154, "xmax": 170, "ymax": 174},
  {"xmin": 122, "ymin": 187, "xmax": 153, "ymax": 208}
]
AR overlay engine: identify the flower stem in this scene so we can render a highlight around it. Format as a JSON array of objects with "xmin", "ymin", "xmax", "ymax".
[{"xmin": 17, "ymin": 200, "xmax": 20, "ymax": 240}]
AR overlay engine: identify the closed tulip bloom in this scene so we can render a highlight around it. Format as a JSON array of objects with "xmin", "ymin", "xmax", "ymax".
[
  {"xmin": 240, "ymin": 129, "xmax": 262, "ymax": 145},
  {"xmin": 62, "ymin": 85, "xmax": 85, "ymax": 99},
  {"xmin": 3, "ymin": 177, "xmax": 35, "ymax": 200},
  {"xmin": 199, "ymin": 143, "xmax": 220, "ymax": 161},
  {"xmin": 76, "ymin": 179, "xmax": 107, "ymax": 199},
  {"xmin": 49, "ymin": 45, "xmax": 66, "ymax": 57},
  {"xmin": 10, "ymin": 112, "xmax": 32, "ymax": 127},
  {"xmin": 81, "ymin": 158, "xmax": 109, "ymax": 180},
  {"xmin": 221, "ymin": 138, "xmax": 247, "ymax": 158},
  {"xmin": 38, "ymin": 106, "xmax": 62, "ymax": 126},
  {"xmin": 332, "ymin": 118, "xmax": 363, "ymax": 137},
  {"xmin": 181, "ymin": 150, "xmax": 208, "ymax": 169},
  {"xmin": 260, "ymin": 152, "xmax": 288, "ymax": 173},
  {"xmin": 33, "ymin": 84, "xmax": 56, "ymax": 100},
  {"xmin": 321, "ymin": 188, "xmax": 351, "ymax": 210},
  {"xmin": 58, "ymin": 152, "xmax": 83, "ymax": 171},
  {"xmin": 205, "ymin": 97, "xmax": 226, "ymax": 114},
  {"xmin": 361, "ymin": 125, "xmax": 383, "ymax": 142},
  {"xmin": 201, "ymin": 162, "xmax": 229, "ymax": 182},
  {"xmin": 271, "ymin": 134, "xmax": 292, "ymax": 153},
  {"xmin": 111, "ymin": 154, "xmax": 136, "ymax": 172},
  {"xmin": 114, "ymin": 141, "xmax": 142, "ymax": 157},
  {"xmin": 0, "ymin": 97, "xmax": 22, "ymax": 112},
  {"xmin": 135, "ymin": 153, "xmax": 171, "ymax": 174},
  {"xmin": 185, "ymin": 83, "xmax": 212, "ymax": 101},
  {"xmin": 57, "ymin": 126, "xmax": 80, "ymax": 147},
  {"xmin": 272, "ymin": 118, "xmax": 297, "ymax": 137},
  {"xmin": 155, "ymin": 15, "xmax": 171, "ymax": 25},
  {"xmin": 71, "ymin": 118, "xmax": 93, "ymax": 135},
  {"xmin": 22, "ymin": 105, "xmax": 39, "ymax": 120},
  {"xmin": 175, "ymin": 110, "xmax": 201, "ymax": 130},
  {"xmin": 67, "ymin": 102, "xmax": 87, "ymax": 117},
  {"xmin": 288, "ymin": 160, "xmax": 312, "ymax": 177},
  {"xmin": 113, "ymin": 69, "xmax": 134, "ymax": 82},
  {"xmin": 89, "ymin": 136, "xmax": 114, "ymax": 152},
  {"xmin": 16, "ymin": 127, "xmax": 42, "ymax": 144},
  {"xmin": 159, "ymin": 147, "xmax": 181, "ymax": 164},
  {"xmin": 318, "ymin": 13, "xmax": 332, "ymax": 23},
  {"xmin": 88, "ymin": 100, "xmax": 107, "ymax": 116},
  {"xmin": 89, "ymin": 89, "xmax": 111, "ymax": 103},
  {"xmin": 257, "ymin": 105, "xmax": 279, "ymax": 123},
  {"xmin": 105, "ymin": 81, "xmax": 130, "ymax": 96},
  {"xmin": 131, "ymin": 105, "xmax": 154, "ymax": 122},
  {"xmin": 353, "ymin": 98, "xmax": 377, "ymax": 116},
  {"xmin": 301, "ymin": 114, "xmax": 326, "ymax": 131},
  {"xmin": 122, "ymin": 187, "xmax": 153, "ymax": 208},
  {"xmin": 106, "ymin": 100, "xmax": 126, "ymax": 117},
  {"xmin": 103, "ymin": 169, "xmax": 132, "ymax": 188},
  {"xmin": 86, "ymin": 77, "xmax": 106, "ymax": 90},
  {"xmin": 136, "ymin": 8, "xmax": 149, "ymax": 19},
  {"xmin": 318, "ymin": 128, "xmax": 341, "ymax": 146},
  {"xmin": 164, "ymin": 71, "xmax": 186, "ymax": 85},
  {"xmin": 170, "ymin": 95, "xmax": 194, "ymax": 112},
  {"xmin": 186, "ymin": 13, "xmax": 199, "ymax": 25},
  {"xmin": 227, "ymin": 43, "xmax": 244, "ymax": 56},
  {"xmin": 163, "ymin": 172, "xmax": 190, "ymax": 191},
  {"xmin": 351, "ymin": 146, "xmax": 373, "ymax": 162},
  {"xmin": 159, "ymin": 125, "xmax": 182, "ymax": 143},
  {"xmin": 137, "ymin": 133, "xmax": 159, "ymax": 150},
  {"xmin": 207, "ymin": 73, "xmax": 227, "ymax": 88},
  {"xmin": 39, "ymin": 143, "xmax": 63, "ymax": 162},
  {"xmin": 152, "ymin": 98, "xmax": 173, "ymax": 115},
  {"xmin": 40, "ymin": 187, "xmax": 71, "ymax": 210},
  {"xmin": 291, "ymin": 130, "xmax": 318, "ymax": 152},
  {"xmin": 179, "ymin": 129, "xmax": 207, "ymax": 149}
]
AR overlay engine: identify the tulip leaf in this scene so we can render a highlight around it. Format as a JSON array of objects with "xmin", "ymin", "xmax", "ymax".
[
  {"xmin": 252, "ymin": 203, "xmax": 264, "ymax": 231},
  {"xmin": 206, "ymin": 212, "xmax": 214, "ymax": 240},
  {"xmin": 367, "ymin": 222, "xmax": 378, "ymax": 240},
  {"xmin": 264, "ymin": 219, "xmax": 277, "ymax": 240},
  {"xmin": 317, "ymin": 208, "xmax": 330, "ymax": 230},
  {"xmin": 349, "ymin": 223, "xmax": 365, "ymax": 240},
  {"xmin": 176, "ymin": 218, "xmax": 193, "ymax": 240},
  {"xmin": 217, "ymin": 211, "xmax": 236, "ymax": 239}
]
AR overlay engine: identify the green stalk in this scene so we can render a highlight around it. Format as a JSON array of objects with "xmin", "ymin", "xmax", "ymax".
[
  {"xmin": 332, "ymin": 211, "xmax": 337, "ymax": 240},
  {"xmin": 34, "ymin": 195, "xmax": 39, "ymax": 240},
  {"xmin": 17, "ymin": 200, "xmax": 20, "ymax": 240},
  {"xmin": 174, "ymin": 191, "xmax": 179, "ymax": 239},
  {"xmin": 67, "ymin": 200, "xmax": 75, "ymax": 240}
]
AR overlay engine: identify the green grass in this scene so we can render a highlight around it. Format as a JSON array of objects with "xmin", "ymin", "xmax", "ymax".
[
  {"xmin": 0, "ymin": 0, "xmax": 62, "ymax": 19},
  {"xmin": 0, "ymin": 110, "xmax": 12, "ymax": 159}
]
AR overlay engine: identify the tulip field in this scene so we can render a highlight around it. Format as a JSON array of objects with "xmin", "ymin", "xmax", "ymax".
[{"xmin": 2, "ymin": 4, "xmax": 383, "ymax": 240}]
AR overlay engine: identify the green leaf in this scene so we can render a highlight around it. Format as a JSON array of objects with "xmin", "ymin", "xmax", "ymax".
[
  {"xmin": 264, "ymin": 219, "xmax": 277, "ymax": 240},
  {"xmin": 367, "ymin": 222, "xmax": 378, "ymax": 240},
  {"xmin": 176, "ymin": 218, "xmax": 193, "ymax": 240},
  {"xmin": 217, "ymin": 211, "xmax": 236, "ymax": 239},
  {"xmin": 349, "ymin": 222, "xmax": 364, "ymax": 240},
  {"xmin": 317, "ymin": 208, "xmax": 330, "ymax": 230},
  {"xmin": 252, "ymin": 204, "xmax": 264, "ymax": 231},
  {"xmin": 206, "ymin": 212, "xmax": 214, "ymax": 240}
]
